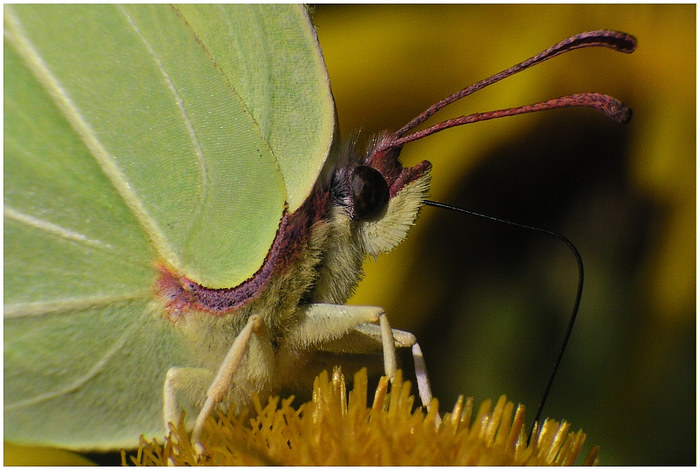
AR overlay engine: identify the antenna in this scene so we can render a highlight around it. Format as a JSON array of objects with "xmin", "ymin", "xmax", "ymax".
[
  {"xmin": 370, "ymin": 30, "xmax": 636, "ymax": 156},
  {"xmin": 373, "ymin": 30, "xmax": 635, "ymax": 439}
]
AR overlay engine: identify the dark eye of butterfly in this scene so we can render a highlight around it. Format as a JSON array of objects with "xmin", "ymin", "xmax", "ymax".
[{"xmin": 350, "ymin": 165, "xmax": 390, "ymax": 221}]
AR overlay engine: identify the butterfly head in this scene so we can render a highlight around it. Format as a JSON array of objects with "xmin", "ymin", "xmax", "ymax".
[{"xmin": 325, "ymin": 131, "xmax": 431, "ymax": 257}]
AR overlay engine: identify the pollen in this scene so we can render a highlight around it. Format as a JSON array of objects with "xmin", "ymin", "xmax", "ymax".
[{"xmin": 126, "ymin": 368, "xmax": 599, "ymax": 466}]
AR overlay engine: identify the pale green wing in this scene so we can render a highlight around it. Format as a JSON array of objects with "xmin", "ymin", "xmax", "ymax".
[
  {"xmin": 176, "ymin": 5, "xmax": 335, "ymax": 212},
  {"xmin": 4, "ymin": 5, "xmax": 334, "ymax": 449}
]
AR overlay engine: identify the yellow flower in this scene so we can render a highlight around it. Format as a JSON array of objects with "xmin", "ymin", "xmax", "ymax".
[{"xmin": 126, "ymin": 368, "xmax": 598, "ymax": 465}]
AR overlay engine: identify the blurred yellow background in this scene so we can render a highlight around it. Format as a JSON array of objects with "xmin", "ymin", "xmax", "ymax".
[
  {"xmin": 10, "ymin": 5, "xmax": 693, "ymax": 465},
  {"xmin": 314, "ymin": 4, "xmax": 694, "ymax": 465}
]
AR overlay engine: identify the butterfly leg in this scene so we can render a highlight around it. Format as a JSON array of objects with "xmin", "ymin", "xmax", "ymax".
[
  {"xmin": 378, "ymin": 315, "xmax": 436, "ymax": 411},
  {"xmin": 191, "ymin": 313, "xmax": 264, "ymax": 444},
  {"xmin": 163, "ymin": 366, "xmax": 212, "ymax": 434},
  {"xmin": 162, "ymin": 313, "xmax": 265, "ymax": 447},
  {"xmin": 345, "ymin": 324, "xmax": 433, "ymax": 409},
  {"xmin": 411, "ymin": 342, "xmax": 433, "ymax": 408},
  {"xmin": 288, "ymin": 304, "xmax": 433, "ymax": 405},
  {"xmin": 287, "ymin": 304, "xmax": 398, "ymax": 377},
  {"xmin": 377, "ymin": 309, "xmax": 398, "ymax": 378},
  {"xmin": 289, "ymin": 304, "xmax": 434, "ymax": 408}
]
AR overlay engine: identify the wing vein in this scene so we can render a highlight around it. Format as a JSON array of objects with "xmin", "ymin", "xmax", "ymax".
[
  {"xmin": 4, "ymin": 7, "xmax": 178, "ymax": 267},
  {"xmin": 118, "ymin": 5, "xmax": 207, "ymax": 239},
  {"xmin": 5, "ymin": 292, "xmax": 152, "ymax": 319},
  {"xmin": 5, "ymin": 206, "xmax": 113, "ymax": 250},
  {"xmin": 5, "ymin": 326, "xmax": 134, "ymax": 410}
]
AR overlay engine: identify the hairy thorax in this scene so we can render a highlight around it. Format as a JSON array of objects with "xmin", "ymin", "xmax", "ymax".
[{"xmin": 153, "ymin": 135, "xmax": 431, "ymax": 406}]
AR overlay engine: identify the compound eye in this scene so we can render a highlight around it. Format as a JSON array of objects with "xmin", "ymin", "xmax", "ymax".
[{"xmin": 350, "ymin": 165, "xmax": 390, "ymax": 221}]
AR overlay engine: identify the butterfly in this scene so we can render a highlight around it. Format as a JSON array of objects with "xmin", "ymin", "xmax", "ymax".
[{"xmin": 4, "ymin": 4, "xmax": 634, "ymax": 450}]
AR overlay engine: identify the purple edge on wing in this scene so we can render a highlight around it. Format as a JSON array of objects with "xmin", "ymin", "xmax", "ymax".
[{"xmin": 155, "ymin": 137, "xmax": 431, "ymax": 320}]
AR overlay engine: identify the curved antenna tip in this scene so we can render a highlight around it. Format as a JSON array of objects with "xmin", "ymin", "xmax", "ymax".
[{"xmin": 610, "ymin": 101, "xmax": 633, "ymax": 123}]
